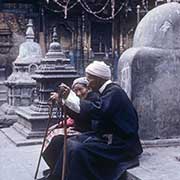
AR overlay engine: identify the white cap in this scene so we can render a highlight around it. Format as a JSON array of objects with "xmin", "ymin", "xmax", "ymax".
[
  {"xmin": 72, "ymin": 77, "xmax": 88, "ymax": 88},
  {"xmin": 85, "ymin": 61, "xmax": 111, "ymax": 80}
]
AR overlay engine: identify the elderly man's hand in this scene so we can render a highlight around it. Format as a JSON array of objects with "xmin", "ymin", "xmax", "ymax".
[{"xmin": 58, "ymin": 83, "xmax": 70, "ymax": 99}]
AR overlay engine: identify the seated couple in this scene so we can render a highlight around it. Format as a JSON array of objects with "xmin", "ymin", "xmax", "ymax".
[{"xmin": 40, "ymin": 61, "xmax": 143, "ymax": 180}]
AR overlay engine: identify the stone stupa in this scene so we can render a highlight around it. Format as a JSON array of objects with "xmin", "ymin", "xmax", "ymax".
[
  {"xmin": 0, "ymin": 19, "xmax": 42, "ymax": 128},
  {"xmin": 3, "ymin": 27, "xmax": 78, "ymax": 146}
]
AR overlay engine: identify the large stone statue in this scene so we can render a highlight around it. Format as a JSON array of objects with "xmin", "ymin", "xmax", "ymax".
[{"xmin": 118, "ymin": 2, "xmax": 180, "ymax": 141}]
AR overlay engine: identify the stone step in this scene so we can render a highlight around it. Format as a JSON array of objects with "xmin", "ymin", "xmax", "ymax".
[
  {"xmin": 142, "ymin": 138, "xmax": 180, "ymax": 148},
  {"xmin": 125, "ymin": 146, "xmax": 180, "ymax": 180},
  {"xmin": 1, "ymin": 127, "xmax": 42, "ymax": 147},
  {"xmin": 0, "ymin": 90, "xmax": 7, "ymax": 93},
  {"xmin": 126, "ymin": 168, "xmax": 148, "ymax": 180},
  {"xmin": 0, "ymin": 85, "xmax": 7, "ymax": 90},
  {"xmin": 0, "ymin": 98, "xmax": 7, "ymax": 102}
]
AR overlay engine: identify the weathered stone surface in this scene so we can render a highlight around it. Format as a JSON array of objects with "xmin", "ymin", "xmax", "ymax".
[
  {"xmin": 127, "ymin": 146, "xmax": 180, "ymax": 180},
  {"xmin": 0, "ymin": 13, "xmax": 27, "ymax": 106},
  {"xmin": 15, "ymin": 27, "xmax": 78, "ymax": 140},
  {"xmin": 133, "ymin": 2, "xmax": 180, "ymax": 49},
  {"xmin": 118, "ymin": 3, "xmax": 180, "ymax": 140},
  {"xmin": 0, "ymin": 19, "xmax": 42, "ymax": 127}
]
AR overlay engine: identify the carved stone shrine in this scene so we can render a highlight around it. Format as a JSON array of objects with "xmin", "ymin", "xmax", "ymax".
[
  {"xmin": 13, "ymin": 27, "xmax": 78, "ymax": 144},
  {"xmin": 0, "ymin": 19, "xmax": 41, "ymax": 127}
]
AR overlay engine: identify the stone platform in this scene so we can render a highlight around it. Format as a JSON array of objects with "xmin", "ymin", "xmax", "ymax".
[{"xmin": 127, "ymin": 146, "xmax": 180, "ymax": 180}]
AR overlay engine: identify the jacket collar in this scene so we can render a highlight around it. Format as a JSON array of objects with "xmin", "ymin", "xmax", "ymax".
[{"xmin": 99, "ymin": 80, "xmax": 112, "ymax": 94}]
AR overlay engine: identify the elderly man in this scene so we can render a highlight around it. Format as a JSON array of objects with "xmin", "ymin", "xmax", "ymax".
[{"xmin": 48, "ymin": 61, "xmax": 143, "ymax": 180}]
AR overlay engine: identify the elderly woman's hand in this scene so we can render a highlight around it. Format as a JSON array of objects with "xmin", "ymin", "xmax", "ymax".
[
  {"xmin": 50, "ymin": 92, "xmax": 59, "ymax": 101},
  {"xmin": 58, "ymin": 83, "xmax": 70, "ymax": 99}
]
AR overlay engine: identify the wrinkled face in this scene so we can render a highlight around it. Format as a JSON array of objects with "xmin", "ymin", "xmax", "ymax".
[
  {"xmin": 73, "ymin": 83, "xmax": 88, "ymax": 99},
  {"xmin": 86, "ymin": 73, "xmax": 103, "ymax": 91}
]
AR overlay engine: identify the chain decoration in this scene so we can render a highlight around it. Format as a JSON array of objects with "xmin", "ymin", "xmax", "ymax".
[
  {"xmin": 80, "ymin": 0, "xmax": 125, "ymax": 20},
  {"xmin": 111, "ymin": 0, "xmax": 115, "ymax": 19},
  {"xmin": 44, "ymin": 1, "xmax": 78, "ymax": 13},
  {"xmin": 81, "ymin": 0, "xmax": 110, "ymax": 14},
  {"xmin": 45, "ymin": 0, "xmax": 78, "ymax": 18},
  {"xmin": 45, "ymin": 0, "xmax": 126, "ymax": 20}
]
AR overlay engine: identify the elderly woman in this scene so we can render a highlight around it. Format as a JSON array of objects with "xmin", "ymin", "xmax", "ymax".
[
  {"xmin": 72, "ymin": 77, "xmax": 89, "ymax": 99},
  {"xmin": 70, "ymin": 77, "xmax": 100, "ymax": 131},
  {"xmin": 41, "ymin": 77, "xmax": 99, "ymax": 178}
]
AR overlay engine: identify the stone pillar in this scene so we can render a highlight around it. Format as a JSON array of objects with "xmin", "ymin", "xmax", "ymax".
[
  {"xmin": 13, "ymin": 27, "xmax": 78, "ymax": 143},
  {"xmin": 0, "ymin": 19, "xmax": 42, "ymax": 127},
  {"xmin": 118, "ymin": 3, "xmax": 180, "ymax": 141}
]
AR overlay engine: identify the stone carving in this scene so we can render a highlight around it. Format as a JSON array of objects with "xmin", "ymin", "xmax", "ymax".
[
  {"xmin": 118, "ymin": 2, "xmax": 180, "ymax": 140},
  {"xmin": 14, "ymin": 27, "xmax": 78, "ymax": 140},
  {"xmin": 0, "ymin": 19, "xmax": 42, "ymax": 127}
]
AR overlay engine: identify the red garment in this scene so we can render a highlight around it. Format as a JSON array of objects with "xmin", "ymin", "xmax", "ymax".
[
  {"xmin": 43, "ymin": 117, "xmax": 75, "ymax": 152},
  {"xmin": 60, "ymin": 118, "xmax": 74, "ymax": 127}
]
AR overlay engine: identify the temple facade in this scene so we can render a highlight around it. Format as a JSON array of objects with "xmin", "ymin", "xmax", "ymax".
[{"xmin": 0, "ymin": 0, "xmax": 164, "ymax": 76}]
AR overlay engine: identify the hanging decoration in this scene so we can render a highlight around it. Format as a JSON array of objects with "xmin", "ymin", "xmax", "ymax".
[
  {"xmin": 44, "ymin": 0, "xmax": 127, "ymax": 21},
  {"xmin": 45, "ymin": 0, "xmax": 78, "ymax": 18},
  {"xmin": 111, "ymin": 0, "xmax": 115, "ymax": 19}
]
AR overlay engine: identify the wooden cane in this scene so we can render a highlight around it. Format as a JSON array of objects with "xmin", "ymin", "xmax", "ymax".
[
  {"xmin": 61, "ymin": 105, "xmax": 67, "ymax": 180},
  {"xmin": 34, "ymin": 102, "xmax": 54, "ymax": 180}
]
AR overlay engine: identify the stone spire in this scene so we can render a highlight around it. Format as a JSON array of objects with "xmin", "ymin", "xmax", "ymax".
[
  {"xmin": 49, "ymin": 27, "xmax": 61, "ymax": 52},
  {"xmin": 45, "ymin": 27, "xmax": 68, "ymax": 61},
  {"xmin": 25, "ymin": 19, "xmax": 34, "ymax": 42},
  {"xmin": 15, "ymin": 19, "xmax": 42, "ymax": 65}
]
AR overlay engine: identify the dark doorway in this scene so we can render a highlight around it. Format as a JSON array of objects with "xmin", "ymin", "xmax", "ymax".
[{"xmin": 91, "ymin": 22, "xmax": 112, "ymax": 53}]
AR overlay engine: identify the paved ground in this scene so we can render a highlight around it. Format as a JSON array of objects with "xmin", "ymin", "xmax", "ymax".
[
  {"xmin": 128, "ymin": 146, "xmax": 180, "ymax": 180},
  {"xmin": 0, "ymin": 129, "xmax": 180, "ymax": 180},
  {"xmin": 0, "ymin": 129, "xmax": 48, "ymax": 180}
]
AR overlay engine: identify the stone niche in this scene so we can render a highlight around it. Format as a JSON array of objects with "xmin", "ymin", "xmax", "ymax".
[{"xmin": 118, "ymin": 2, "xmax": 180, "ymax": 140}]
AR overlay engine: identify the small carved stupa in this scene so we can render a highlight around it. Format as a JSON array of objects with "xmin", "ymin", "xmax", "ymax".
[
  {"xmin": 13, "ymin": 27, "xmax": 78, "ymax": 141},
  {"xmin": 0, "ymin": 19, "xmax": 42, "ymax": 127}
]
